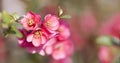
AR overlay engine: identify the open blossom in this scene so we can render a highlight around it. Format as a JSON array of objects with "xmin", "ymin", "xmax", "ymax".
[
  {"xmin": 43, "ymin": 14, "xmax": 59, "ymax": 33},
  {"xmin": 52, "ymin": 40, "xmax": 73, "ymax": 60},
  {"xmin": 57, "ymin": 21, "xmax": 70, "ymax": 40},
  {"xmin": 26, "ymin": 28, "xmax": 48, "ymax": 47},
  {"xmin": 20, "ymin": 11, "xmax": 41, "ymax": 30},
  {"xmin": 17, "ymin": 29, "xmax": 43, "ymax": 54}
]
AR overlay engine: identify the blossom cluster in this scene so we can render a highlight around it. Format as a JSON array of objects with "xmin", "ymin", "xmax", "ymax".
[{"xmin": 17, "ymin": 12, "xmax": 73, "ymax": 60}]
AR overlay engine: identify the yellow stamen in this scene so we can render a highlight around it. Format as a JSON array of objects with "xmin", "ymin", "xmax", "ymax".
[
  {"xmin": 29, "ymin": 19, "xmax": 34, "ymax": 26},
  {"xmin": 34, "ymin": 31, "xmax": 41, "ymax": 38}
]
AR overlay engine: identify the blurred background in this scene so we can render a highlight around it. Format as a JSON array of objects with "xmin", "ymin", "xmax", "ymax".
[{"xmin": 1, "ymin": 0, "xmax": 120, "ymax": 63}]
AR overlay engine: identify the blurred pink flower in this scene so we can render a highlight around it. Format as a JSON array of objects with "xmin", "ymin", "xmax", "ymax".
[
  {"xmin": 57, "ymin": 20, "xmax": 70, "ymax": 40},
  {"xmin": 80, "ymin": 11, "xmax": 97, "ymax": 34},
  {"xmin": 43, "ymin": 14, "xmax": 59, "ymax": 33},
  {"xmin": 100, "ymin": 13, "xmax": 120, "ymax": 38},
  {"xmin": 51, "ymin": 40, "xmax": 73, "ymax": 60},
  {"xmin": 50, "ymin": 57, "xmax": 73, "ymax": 63},
  {"xmin": 27, "ymin": 28, "xmax": 48, "ymax": 47},
  {"xmin": 98, "ymin": 46, "xmax": 113, "ymax": 63},
  {"xmin": 20, "ymin": 11, "xmax": 41, "ymax": 30},
  {"xmin": 0, "ymin": 37, "xmax": 6, "ymax": 63}
]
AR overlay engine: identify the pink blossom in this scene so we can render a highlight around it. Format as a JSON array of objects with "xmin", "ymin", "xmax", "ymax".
[
  {"xmin": 17, "ymin": 12, "xmax": 73, "ymax": 58},
  {"xmin": 100, "ymin": 13, "xmax": 120, "ymax": 38},
  {"xmin": 80, "ymin": 10, "xmax": 97, "ymax": 35},
  {"xmin": 0, "ymin": 37, "xmax": 6, "ymax": 63},
  {"xmin": 98, "ymin": 46, "xmax": 113, "ymax": 63},
  {"xmin": 50, "ymin": 58, "xmax": 73, "ymax": 63},
  {"xmin": 27, "ymin": 28, "xmax": 48, "ymax": 47},
  {"xmin": 52, "ymin": 40, "xmax": 73, "ymax": 60},
  {"xmin": 20, "ymin": 11, "xmax": 41, "ymax": 30},
  {"xmin": 38, "ymin": 38, "xmax": 57, "ymax": 55},
  {"xmin": 57, "ymin": 21, "xmax": 70, "ymax": 40},
  {"xmin": 43, "ymin": 14, "xmax": 59, "ymax": 33},
  {"xmin": 17, "ymin": 29, "xmax": 43, "ymax": 54}
]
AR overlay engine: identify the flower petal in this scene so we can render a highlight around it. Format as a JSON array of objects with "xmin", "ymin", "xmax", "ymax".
[
  {"xmin": 32, "ymin": 38, "xmax": 41, "ymax": 47},
  {"xmin": 52, "ymin": 51, "xmax": 65, "ymax": 60},
  {"xmin": 41, "ymin": 36, "xmax": 47, "ymax": 44},
  {"xmin": 45, "ymin": 46, "xmax": 52, "ymax": 55},
  {"xmin": 27, "ymin": 34, "xmax": 33, "ymax": 42},
  {"xmin": 39, "ymin": 50, "xmax": 45, "ymax": 56}
]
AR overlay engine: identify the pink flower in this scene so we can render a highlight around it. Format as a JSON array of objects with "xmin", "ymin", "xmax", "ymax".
[
  {"xmin": 50, "ymin": 58, "xmax": 73, "ymax": 63},
  {"xmin": 98, "ymin": 46, "xmax": 113, "ymax": 63},
  {"xmin": 17, "ymin": 29, "xmax": 43, "ymax": 54},
  {"xmin": 43, "ymin": 14, "xmax": 59, "ymax": 33},
  {"xmin": 38, "ymin": 38, "xmax": 57, "ymax": 56},
  {"xmin": 80, "ymin": 11, "xmax": 97, "ymax": 34},
  {"xmin": 52, "ymin": 40, "xmax": 73, "ymax": 60},
  {"xmin": 27, "ymin": 28, "xmax": 48, "ymax": 47},
  {"xmin": 100, "ymin": 13, "xmax": 120, "ymax": 38},
  {"xmin": 20, "ymin": 11, "xmax": 41, "ymax": 30},
  {"xmin": 57, "ymin": 21, "xmax": 70, "ymax": 40},
  {"xmin": 44, "ymin": 38, "xmax": 56, "ymax": 55}
]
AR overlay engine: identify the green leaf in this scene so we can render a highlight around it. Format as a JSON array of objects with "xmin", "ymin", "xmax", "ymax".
[
  {"xmin": 96, "ymin": 36, "xmax": 113, "ymax": 46},
  {"xmin": 3, "ymin": 29, "xmax": 9, "ymax": 37},
  {"xmin": 12, "ymin": 13, "xmax": 20, "ymax": 21},
  {"xmin": 60, "ymin": 15, "xmax": 71, "ymax": 19},
  {"xmin": 10, "ymin": 25, "xmax": 23, "ymax": 38},
  {"xmin": 3, "ymin": 11, "xmax": 13, "ymax": 24},
  {"xmin": 58, "ymin": 6, "xmax": 63, "ymax": 16}
]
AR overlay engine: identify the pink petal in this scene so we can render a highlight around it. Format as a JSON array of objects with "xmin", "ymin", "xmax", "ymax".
[
  {"xmin": 39, "ymin": 50, "xmax": 45, "ymax": 56},
  {"xmin": 45, "ymin": 46, "xmax": 52, "ymax": 55},
  {"xmin": 27, "ymin": 34, "xmax": 33, "ymax": 42},
  {"xmin": 41, "ymin": 36, "xmax": 47, "ymax": 44},
  {"xmin": 52, "ymin": 51, "xmax": 66, "ymax": 60},
  {"xmin": 32, "ymin": 38, "xmax": 41, "ymax": 47},
  {"xmin": 45, "ymin": 14, "xmax": 51, "ymax": 21},
  {"xmin": 18, "ymin": 39, "xmax": 24, "ymax": 44}
]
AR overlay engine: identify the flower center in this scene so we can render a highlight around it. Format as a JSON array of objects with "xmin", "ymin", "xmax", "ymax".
[
  {"xmin": 28, "ymin": 19, "xmax": 34, "ymax": 26},
  {"xmin": 46, "ymin": 21, "xmax": 51, "ymax": 27},
  {"xmin": 56, "ymin": 44, "xmax": 63, "ymax": 51},
  {"xmin": 34, "ymin": 30, "xmax": 41, "ymax": 39}
]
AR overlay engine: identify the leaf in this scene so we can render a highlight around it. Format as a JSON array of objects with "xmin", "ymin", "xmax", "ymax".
[
  {"xmin": 3, "ymin": 29, "xmax": 9, "ymax": 37},
  {"xmin": 12, "ymin": 13, "xmax": 20, "ymax": 20},
  {"xmin": 3, "ymin": 11, "xmax": 13, "ymax": 24},
  {"xmin": 58, "ymin": 6, "xmax": 63, "ymax": 16},
  {"xmin": 60, "ymin": 15, "xmax": 71, "ymax": 19},
  {"xmin": 10, "ymin": 25, "xmax": 23, "ymax": 38},
  {"xmin": 96, "ymin": 36, "xmax": 113, "ymax": 46}
]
